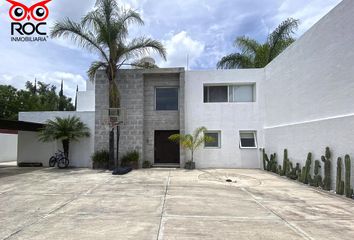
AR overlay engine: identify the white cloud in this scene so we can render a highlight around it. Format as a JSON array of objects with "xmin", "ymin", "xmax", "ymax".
[{"xmin": 158, "ymin": 31, "xmax": 204, "ymax": 69}]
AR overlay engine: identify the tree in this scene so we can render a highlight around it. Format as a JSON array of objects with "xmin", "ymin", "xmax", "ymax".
[
  {"xmin": 0, "ymin": 85, "xmax": 19, "ymax": 120},
  {"xmin": 50, "ymin": 0, "xmax": 167, "ymax": 108},
  {"xmin": 38, "ymin": 116, "xmax": 90, "ymax": 159},
  {"xmin": 217, "ymin": 18, "xmax": 299, "ymax": 69},
  {"xmin": 168, "ymin": 127, "xmax": 214, "ymax": 163}
]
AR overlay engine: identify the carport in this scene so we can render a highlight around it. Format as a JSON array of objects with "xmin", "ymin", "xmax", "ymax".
[{"xmin": 0, "ymin": 119, "xmax": 44, "ymax": 167}]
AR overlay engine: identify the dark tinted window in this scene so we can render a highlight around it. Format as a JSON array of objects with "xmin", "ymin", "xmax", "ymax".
[
  {"xmin": 205, "ymin": 132, "xmax": 220, "ymax": 148},
  {"xmin": 156, "ymin": 88, "xmax": 178, "ymax": 110},
  {"xmin": 204, "ymin": 86, "xmax": 228, "ymax": 102},
  {"xmin": 240, "ymin": 132, "xmax": 256, "ymax": 148}
]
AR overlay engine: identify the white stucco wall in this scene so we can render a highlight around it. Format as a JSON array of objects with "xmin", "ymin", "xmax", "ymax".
[
  {"xmin": 185, "ymin": 69, "xmax": 265, "ymax": 168},
  {"xmin": 76, "ymin": 91, "xmax": 95, "ymax": 112},
  {"xmin": 263, "ymin": 0, "xmax": 354, "ymax": 187},
  {"xmin": 18, "ymin": 111, "xmax": 95, "ymax": 168},
  {"xmin": 0, "ymin": 133, "xmax": 17, "ymax": 162}
]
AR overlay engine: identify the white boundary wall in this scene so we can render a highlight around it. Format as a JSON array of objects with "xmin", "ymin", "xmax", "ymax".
[
  {"xmin": 18, "ymin": 111, "xmax": 95, "ymax": 168},
  {"xmin": 263, "ymin": 0, "xmax": 354, "ymax": 187},
  {"xmin": 0, "ymin": 133, "xmax": 17, "ymax": 162}
]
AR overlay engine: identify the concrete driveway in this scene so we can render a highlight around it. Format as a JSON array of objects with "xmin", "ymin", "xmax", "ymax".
[{"xmin": 0, "ymin": 167, "xmax": 353, "ymax": 240}]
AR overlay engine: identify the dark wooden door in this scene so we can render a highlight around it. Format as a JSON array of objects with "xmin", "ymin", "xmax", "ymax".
[{"xmin": 154, "ymin": 130, "xmax": 180, "ymax": 164}]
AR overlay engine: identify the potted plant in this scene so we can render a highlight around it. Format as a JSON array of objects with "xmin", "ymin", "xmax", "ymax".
[
  {"xmin": 121, "ymin": 150, "xmax": 139, "ymax": 169},
  {"xmin": 168, "ymin": 127, "xmax": 214, "ymax": 170},
  {"xmin": 92, "ymin": 150, "xmax": 109, "ymax": 169}
]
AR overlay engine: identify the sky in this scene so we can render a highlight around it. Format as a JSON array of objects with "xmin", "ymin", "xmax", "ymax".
[{"xmin": 0, "ymin": 0, "xmax": 342, "ymax": 99}]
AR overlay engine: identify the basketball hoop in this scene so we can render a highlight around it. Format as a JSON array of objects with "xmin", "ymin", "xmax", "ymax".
[{"xmin": 108, "ymin": 108, "xmax": 124, "ymax": 130}]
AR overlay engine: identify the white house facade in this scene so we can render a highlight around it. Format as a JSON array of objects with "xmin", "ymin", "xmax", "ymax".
[{"xmin": 16, "ymin": 0, "xmax": 354, "ymax": 181}]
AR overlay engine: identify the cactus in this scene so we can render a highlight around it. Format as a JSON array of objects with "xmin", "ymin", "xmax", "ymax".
[
  {"xmin": 345, "ymin": 155, "xmax": 353, "ymax": 198},
  {"xmin": 280, "ymin": 149, "xmax": 289, "ymax": 176},
  {"xmin": 309, "ymin": 160, "xmax": 323, "ymax": 187},
  {"xmin": 287, "ymin": 161, "xmax": 301, "ymax": 180},
  {"xmin": 321, "ymin": 147, "xmax": 332, "ymax": 191},
  {"xmin": 300, "ymin": 153, "xmax": 312, "ymax": 184},
  {"xmin": 269, "ymin": 153, "xmax": 278, "ymax": 173},
  {"xmin": 336, "ymin": 157, "xmax": 344, "ymax": 195}
]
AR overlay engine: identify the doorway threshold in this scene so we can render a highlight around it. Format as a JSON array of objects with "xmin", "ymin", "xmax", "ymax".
[{"xmin": 152, "ymin": 163, "xmax": 180, "ymax": 168}]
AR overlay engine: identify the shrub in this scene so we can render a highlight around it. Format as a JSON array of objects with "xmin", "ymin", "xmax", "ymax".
[
  {"xmin": 91, "ymin": 150, "xmax": 109, "ymax": 169},
  {"xmin": 142, "ymin": 161, "xmax": 152, "ymax": 169},
  {"xmin": 121, "ymin": 150, "xmax": 139, "ymax": 169}
]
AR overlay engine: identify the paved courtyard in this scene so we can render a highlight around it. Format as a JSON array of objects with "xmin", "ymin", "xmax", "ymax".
[{"xmin": 0, "ymin": 166, "xmax": 353, "ymax": 240}]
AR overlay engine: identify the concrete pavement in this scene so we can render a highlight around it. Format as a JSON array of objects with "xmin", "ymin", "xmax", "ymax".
[{"xmin": 0, "ymin": 167, "xmax": 353, "ymax": 239}]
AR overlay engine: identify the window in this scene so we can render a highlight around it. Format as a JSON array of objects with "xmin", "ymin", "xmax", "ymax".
[
  {"xmin": 239, "ymin": 131, "xmax": 257, "ymax": 148},
  {"xmin": 229, "ymin": 84, "xmax": 255, "ymax": 102},
  {"xmin": 204, "ymin": 131, "xmax": 221, "ymax": 148},
  {"xmin": 204, "ymin": 84, "xmax": 255, "ymax": 103},
  {"xmin": 156, "ymin": 87, "xmax": 178, "ymax": 110},
  {"xmin": 204, "ymin": 86, "xmax": 228, "ymax": 103}
]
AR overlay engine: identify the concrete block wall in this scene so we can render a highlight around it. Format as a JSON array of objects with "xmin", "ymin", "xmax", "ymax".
[
  {"xmin": 116, "ymin": 70, "xmax": 145, "ymax": 165},
  {"xmin": 143, "ymin": 72, "xmax": 183, "ymax": 164},
  {"xmin": 94, "ymin": 72, "xmax": 110, "ymax": 153}
]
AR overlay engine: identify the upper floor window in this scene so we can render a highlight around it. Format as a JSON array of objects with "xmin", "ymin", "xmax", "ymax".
[
  {"xmin": 155, "ymin": 87, "xmax": 179, "ymax": 111},
  {"xmin": 204, "ymin": 86, "xmax": 228, "ymax": 103},
  {"xmin": 204, "ymin": 84, "xmax": 255, "ymax": 103}
]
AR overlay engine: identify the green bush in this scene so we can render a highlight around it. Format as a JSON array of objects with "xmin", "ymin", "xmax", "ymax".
[
  {"xmin": 121, "ymin": 150, "xmax": 139, "ymax": 169},
  {"xmin": 142, "ymin": 161, "xmax": 152, "ymax": 169},
  {"xmin": 92, "ymin": 150, "xmax": 109, "ymax": 163}
]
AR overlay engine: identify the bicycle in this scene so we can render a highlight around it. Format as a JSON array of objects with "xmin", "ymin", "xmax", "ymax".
[{"xmin": 49, "ymin": 150, "xmax": 69, "ymax": 169}]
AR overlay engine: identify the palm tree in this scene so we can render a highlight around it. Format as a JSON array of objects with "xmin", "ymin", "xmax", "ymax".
[
  {"xmin": 50, "ymin": 0, "xmax": 167, "ymax": 107},
  {"xmin": 168, "ymin": 127, "xmax": 214, "ymax": 164},
  {"xmin": 39, "ymin": 116, "xmax": 90, "ymax": 159},
  {"xmin": 217, "ymin": 18, "xmax": 299, "ymax": 69}
]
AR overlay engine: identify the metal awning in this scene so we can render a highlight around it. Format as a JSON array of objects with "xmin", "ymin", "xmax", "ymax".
[{"xmin": 0, "ymin": 119, "xmax": 44, "ymax": 132}]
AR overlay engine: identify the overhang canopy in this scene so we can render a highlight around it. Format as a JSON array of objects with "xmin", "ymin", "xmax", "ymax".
[{"xmin": 0, "ymin": 119, "xmax": 44, "ymax": 132}]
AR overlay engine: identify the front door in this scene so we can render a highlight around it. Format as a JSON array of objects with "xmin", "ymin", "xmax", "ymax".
[{"xmin": 154, "ymin": 130, "xmax": 180, "ymax": 164}]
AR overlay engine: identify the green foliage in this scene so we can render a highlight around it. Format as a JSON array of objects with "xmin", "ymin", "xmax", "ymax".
[
  {"xmin": 92, "ymin": 150, "xmax": 109, "ymax": 163},
  {"xmin": 321, "ymin": 147, "xmax": 332, "ymax": 191},
  {"xmin": 38, "ymin": 116, "xmax": 90, "ymax": 159},
  {"xmin": 286, "ymin": 161, "xmax": 301, "ymax": 180},
  {"xmin": 168, "ymin": 127, "xmax": 214, "ymax": 163},
  {"xmin": 121, "ymin": 150, "xmax": 139, "ymax": 165},
  {"xmin": 0, "ymin": 81, "xmax": 74, "ymax": 120},
  {"xmin": 345, "ymin": 155, "xmax": 353, "ymax": 198},
  {"xmin": 142, "ymin": 160, "xmax": 152, "ymax": 169},
  {"xmin": 217, "ymin": 18, "xmax": 299, "ymax": 69},
  {"xmin": 309, "ymin": 160, "xmax": 323, "ymax": 187},
  {"xmin": 262, "ymin": 149, "xmax": 267, "ymax": 170},
  {"xmin": 280, "ymin": 149, "xmax": 289, "ymax": 176},
  {"xmin": 262, "ymin": 150, "xmax": 277, "ymax": 173},
  {"xmin": 300, "ymin": 153, "xmax": 312, "ymax": 184},
  {"xmin": 50, "ymin": 0, "xmax": 166, "ymax": 107},
  {"xmin": 336, "ymin": 157, "xmax": 345, "ymax": 195}
]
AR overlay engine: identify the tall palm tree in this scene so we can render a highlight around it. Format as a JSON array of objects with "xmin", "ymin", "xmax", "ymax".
[
  {"xmin": 217, "ymin": 18, "xmax": 299, "ymax": 69},
  {"xmin": 39, "ymin": 116, "xmax": 90, "ymax": 159},
  {"xmin": 168, "ymin": 127, "xmax": 214, "ymax": 163},
  {"xmin": 50, "ymin": 0, "xmax": 167, "ymax": 107}
]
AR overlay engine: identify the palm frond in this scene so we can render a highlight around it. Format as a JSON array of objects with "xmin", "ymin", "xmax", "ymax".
[
  {"xmin": 50, "ymin": 18, "xmax": 109, "ymax": 62},
  {"xmin": 235, "ymin": 36, "xmax": 260, "ymax": 56},
  {"xmin": 217, "ymin": 53, "xmax": 254, "ymax": 69},
  {"xmin": 122, "ymin": 37, "xmax": 167, "ymax": 61},
  {"xmin": 87, "ymin": 61, "xmax": 107, "ymax": 81}
]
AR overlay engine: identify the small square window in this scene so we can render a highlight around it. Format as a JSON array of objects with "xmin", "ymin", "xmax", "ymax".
[
  {"xmin": 229, "ymin": 84, "xmax": 255, "ymax": 102},
  {"xmin": 204, "ymin": 131, "xmax": 221, "ymax": 148},
  {"xmin": 240, "ymin": 131, "xmax": 257, "ymax": 148},
  {"xmin": 156, "ymin": 87, "xmax": 178, "ymax": 110}
]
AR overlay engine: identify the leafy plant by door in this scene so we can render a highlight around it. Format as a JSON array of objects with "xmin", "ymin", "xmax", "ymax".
[{"xmin": 168, "ymin": 127, "xmax": 215, "ymax": 169}]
